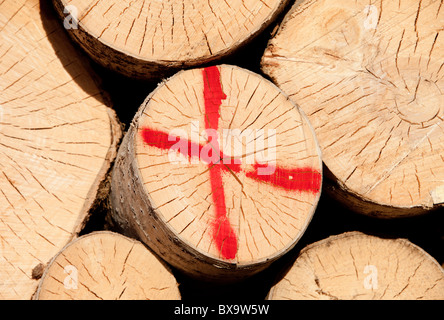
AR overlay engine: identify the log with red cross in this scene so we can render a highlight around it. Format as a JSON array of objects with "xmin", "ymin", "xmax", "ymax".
[{"xmin": 140, "ymin": 66, "xmax": 321, "ymax": 261}]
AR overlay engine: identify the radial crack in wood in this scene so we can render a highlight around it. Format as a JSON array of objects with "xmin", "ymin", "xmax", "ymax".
[
  {"xmin": 34, "ymin": 231, "xmax": 181, "ymax": 300},
  {"xmin": 261, "ymin": 0, "xmax": 444, "ymax": 217},
  {"xmin": 267, "ymin": 231, "xmax": 444, "ymax": 300},
  {"xmin": 0, "ymin": 0, "xmax": 121, "ymax": 299},
  {"xmin": 110, "ymin": 65, "xmax": 322, "ymax": 281},
  {"xmin": 51, "ymin": 0, "xmax": 291, "ymax": 79}
]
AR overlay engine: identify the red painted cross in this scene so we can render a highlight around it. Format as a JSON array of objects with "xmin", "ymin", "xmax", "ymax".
[{"xmin": 140, "ymin": 66, "xmax": 321, "ymax": 260}]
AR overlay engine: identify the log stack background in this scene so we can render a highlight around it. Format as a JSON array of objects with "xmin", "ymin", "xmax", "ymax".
[{"xmin": 1, "ymin": 0, "xmax": 443, "ymax": 300}]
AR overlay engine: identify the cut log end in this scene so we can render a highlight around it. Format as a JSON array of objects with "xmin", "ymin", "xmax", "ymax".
[
  {"xmin": 34, "ymin": 231, "xmax": 181, "ymax": 300},
  {"xmin": 261, "ymin": 0, "xmax": 444, "ymax": 217},
  {"xmin": 52, "ymin": 0, "xmax": 290, "ymax": 79},
  {"xmin": 267, "ymin": 232, "xmax": 444, "ymax": 300},
  {"xmin": 110, "ymin": 65, "xmax": 322, "ymax": 280},
  {"xmin": 0, "ymin": 0, "xmax": 121, "ymax": 299}
]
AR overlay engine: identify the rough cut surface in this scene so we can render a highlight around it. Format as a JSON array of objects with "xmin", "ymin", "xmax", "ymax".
[
  {"xmin": 0, "ymin": 0, "xmax": 121, "ymax": 299},
  {"xmin": 268, "ymin": 232, "xmax": 444, "ymax": 300},
  {"xmin": 262, "ymin": 0, "xmax": 444, "ymax": 217},
  {"xmin": 52, "ymin": 0, "xmax": 290, "ymax": 79},
  {"xmin": 110, "ymin": 65, "xmax": 322, "ymax": 280},
  {"xmin": 34, "ymin": 231, "xmax": 181, "ymax": 300}
]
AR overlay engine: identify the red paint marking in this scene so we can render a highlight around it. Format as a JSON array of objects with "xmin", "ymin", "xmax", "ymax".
[
  {"xmin": 203, "ymin": 66, "xmax": 237, "ymax": 260},
  {"xmin": 246, "ymin": 164, "xmax": 321, "ymax": 194},
  {"xmin": 141, "ymin": 128, "xmax": 203, "ymax": 159},
  {"xmin": 202, "ymin": 66, "xmax": 226, "ymax": 131},
  {"xmin": 140, "ymin": 127, "xmax": 321, "ymax": 192},
  {"xmin": 141, "ymin": 127, "xmax": 242, "ymax": 173},
  {"xmin": 140, "ymin": 66, "xmax": 321, "ymax": 261},
  {"xmin": 140, "ymin": 130, "xmax": 320, "ymax": 193}
]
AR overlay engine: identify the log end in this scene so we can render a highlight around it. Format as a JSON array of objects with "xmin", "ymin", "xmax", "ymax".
[{"xmin": 34, "ymin": 232, "xmax": 181, "ymax": 300}]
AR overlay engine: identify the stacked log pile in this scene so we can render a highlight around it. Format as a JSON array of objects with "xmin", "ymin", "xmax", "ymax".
[{"xmin": 0, "ymin": 0, "xmax": 442, "ymax": 300}]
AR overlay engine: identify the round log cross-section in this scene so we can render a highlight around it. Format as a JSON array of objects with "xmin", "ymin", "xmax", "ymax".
[
  {"xmin": 110, "ymin": 65, "xmax": 322, "ymax": 281},
  {"xmin": 262, "ymin": 0, "xmax": 444, "ymax": 217},
  {"xmin": 267, "ymin": 232, "xmax": 444, "ymax": 300},
  {"xmin": 0, "ymin": 0, "xmax": 121, "ymax": 299},
  {"xmin": 52, "ymin": 0, "xmax": 290, "ymax": 79},
  {"xmin": 34, "ymin": 231, "xmax": 181, "ymax": 300}
]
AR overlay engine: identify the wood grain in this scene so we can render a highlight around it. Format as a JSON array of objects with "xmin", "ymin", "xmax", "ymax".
[
  {"xmin": 110, "ymin": 65, "xmax": 322, "ymax": 280},
  {"xmin": 262, "ymin": 0, "xmax": 444, "ymax": 217},
  {"xmin": 52, "ymin": 0, "xmax": 290, "ymax": 79},
  {"xmin": 268, "ymin": 231, "xmax": 444, "ymax": 300},
  {"xmin": 0, "ymin": 0, "xmax": 121, "ymax": 299},
  {"xmin": 34, "ymin": 231, "xmax": 180, "ymax": 300}
]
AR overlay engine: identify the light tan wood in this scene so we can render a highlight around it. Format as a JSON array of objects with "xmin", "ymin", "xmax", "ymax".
[
  {"xmin": 51, "ymin": 0, "xmax": 290, "ymax": 79},
  {"xmin": 0, "ymin": 0, "xmax": 121, "ymax": 299},
  {"xmin": 268, "ymin": 231, "xmax": 444, "ymax": 300},
  {"xmin": 110, "ymin": 65, "xmax": 322, "ymax": 280},
  {"xmin": 262, "ymin": 0, "xmax": 444, "ymax": 217},
  {"xmin": 34, "ymin": 231, "xmax": 181, "ymax": 300}
]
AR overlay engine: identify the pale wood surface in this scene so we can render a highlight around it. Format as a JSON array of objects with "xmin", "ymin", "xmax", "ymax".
[
  {"xmin": 52, "ymin": 0, "xmax": 290, "ymax": 79},
  {"xmin": 262, "ymin": 0, "xmax": 444, "ymax": 217},
  {"xmin": 110, "ymin": 65, "xmax": 322, "ymax": 280},
  {"xmin": 268, "ymin": 231, "xmax": 444, "ymax": 300},
  {"xmin": 34, "ymin": 231, "xmax": 181, "ymax": 300},
  {"xmin": 0, "ymin": 0, "xmax": 121, "ymax": 299}
]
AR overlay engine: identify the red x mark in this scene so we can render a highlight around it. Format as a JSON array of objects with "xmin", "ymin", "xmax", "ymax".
[{"xmin": 140, "ymin": 66, "xmax": 321, "ymax": 260}]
